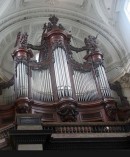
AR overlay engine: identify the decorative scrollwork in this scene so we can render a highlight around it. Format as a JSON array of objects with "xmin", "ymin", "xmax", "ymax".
[{"xmin": 70, "ymin": 58, "xmax": 91, "ymax": 73}]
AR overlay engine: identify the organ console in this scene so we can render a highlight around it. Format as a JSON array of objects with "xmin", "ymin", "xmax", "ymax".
[{"xmin": 0, "ymin": 15, "xmax": 119, "ymax": 124}]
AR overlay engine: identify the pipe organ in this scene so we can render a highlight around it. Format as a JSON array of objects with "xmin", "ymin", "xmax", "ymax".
[{"xmin": 1, "ymin": 15, "xmax": 118, "ymax": 123}]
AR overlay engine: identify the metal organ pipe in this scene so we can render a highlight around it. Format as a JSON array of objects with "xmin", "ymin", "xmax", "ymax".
[
  {"xmin": 21, "ymin": 63, "xmax": 23, "ymax": 96},
  {"xmin": 73, "ymin": 70, "xmax": 98, "ymax": 102},
  {"xmin": 16, "ymin": 64, "xmax": 19, "ymax": 97},
  {"xmin": 101, "ymin": 65, "xmax": 107, "ymax": 96},
  {"xmin": 16, "ymin": 63, "xmax": 20, "ymax": 97},
  {"xmin": 89, "ymin": 72, "xmax": 98, "ymax": 100},
  {"xmin": 101, "ymin": 65, "xmax": 111, "ymax": 97},
  {"xmin": 23, "ymin": 63, "xmax": 27, "ymax": 96},
  {"xmin": 97, "ymin": 65, "xmax": 104, "ymax": 96},
  {"xmin": 32, "ymin": 70, "xmax": 39, "ymax": 100},
  {"xmin": 15, "ymin": 62, "xmax": 28, "ymax": 98},
  {"xmin": 21, "ymin": 63, "xmax": 23, "ymax": 95},
  {"xmin": 19, "ymin": 63, "xmax": 22, "ymax": 96},
  {"xmin": 60, "ymin": 48, "xmax": 68, "ymax": 97},
  {"xmin": 97, "ymin": 64, "xmax": 111, "ymax": 98},
  {"xmin": 46, "ymin": 69, "xmax": 49, "ymax": 101},
  {"xmin": 39, "ymin": 71, "xmax": 42, "ymax": 100},
  {"xmin": 20, "ymin": 64, "xmax": 22, "ymax": 96},
  {"xmin": 31, "ymin": 69, "xmax": 53, "ymax": 102},
  {"xmin": 54, "ymin": 47, "xmax": 72, "ymax": 99},
  {"xmin": 54, "ymin": 47, "xmax": 62, "ymax": 98},
  {"xmin": 44, "ymin": 70, "xmax": 47, "ymax": 100},
  {"xmin": 48, "ymin": 70, "xmax": 53, "ymax": 101},
  {"xmin": 73, "ymin": 71, "xmax": 78, "ymax": 96}
]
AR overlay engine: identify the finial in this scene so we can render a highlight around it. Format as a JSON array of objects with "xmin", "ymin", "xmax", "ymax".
[{"xmin": 49, "ymin": 15, "xmax": 59, "ymax": 26}]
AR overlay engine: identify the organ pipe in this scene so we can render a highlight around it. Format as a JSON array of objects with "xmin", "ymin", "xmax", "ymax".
[
  {"xmin": 54, "ymin": 47, "xmax": 72, "ymax": 99},
  {"xmin": 15, "ymin": 62, "xmax": 28, "ymax": 98},
  {"xmin": 97, "ymin": 65, "xmax": 111, "ymax": 98},
  {"xmin": 73, "ymin": 71, "xmax": 98, "ymax": 102},
  {"xmin": 31, "ymin": 69, "xmax": 53, "ymax": 102}
]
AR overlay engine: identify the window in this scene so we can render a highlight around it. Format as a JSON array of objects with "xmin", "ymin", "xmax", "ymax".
[
  {"xmin": 124, "ymin": 0, "xmax": 130, "ymax": 22},
  {"xmin": 35, "ymin": 53, "xmax": 39, "ymax": 62}
]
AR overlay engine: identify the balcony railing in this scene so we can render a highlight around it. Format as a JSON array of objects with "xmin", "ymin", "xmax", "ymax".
[
  {"xmin": 42, "ymin": 121, "xmax": 130, "ymax": 134},
  {"xmin": 1, "ymin": 121, "xmax": 130, "ymax": 141},
  {"xmin": 1, "ymin": 121, "xmax": 130, "ymax": 136}
]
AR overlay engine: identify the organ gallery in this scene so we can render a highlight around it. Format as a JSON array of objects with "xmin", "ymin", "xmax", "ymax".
[{"xmin": 1, "ymin": 15, "xmax": 130, "ymax": 150}]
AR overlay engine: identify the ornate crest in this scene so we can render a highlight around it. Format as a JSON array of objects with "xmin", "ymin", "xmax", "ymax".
[
  {"xmin": 56, "ymin": 98, "xmax": 79, "ymax": 122},
  {"xmin": 49, "ymin": 15, "xmax": 59, "ymax": 26}
]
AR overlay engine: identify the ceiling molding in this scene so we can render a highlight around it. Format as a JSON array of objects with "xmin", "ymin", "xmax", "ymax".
[
  {"xmin": 0, "ymin": 5, "xmax": 128, "ymax": 82},
  {"xmin": 0, "ymin": 7, "xmax": 127, "ymax": 55}
]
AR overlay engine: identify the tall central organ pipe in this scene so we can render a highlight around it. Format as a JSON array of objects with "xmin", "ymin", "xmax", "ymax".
[{"xmin": 46, "ymin": 31, "xmax": 76, "ymax": 101}]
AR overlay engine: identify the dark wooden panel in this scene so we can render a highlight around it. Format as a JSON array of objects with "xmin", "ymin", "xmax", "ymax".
[{"xmin": 81, "ymin": 112, "xmax": 101, "ymax": 120}]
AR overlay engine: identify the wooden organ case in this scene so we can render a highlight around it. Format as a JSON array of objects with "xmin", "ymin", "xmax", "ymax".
[{"xmin": 12, "ymin": 15, "xmax": 118, "ymax": 123}]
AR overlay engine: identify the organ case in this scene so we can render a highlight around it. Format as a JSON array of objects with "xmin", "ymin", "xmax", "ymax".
[{"xmin": 11, "ymin": 15, "xmax": 118, "ymax": 122}]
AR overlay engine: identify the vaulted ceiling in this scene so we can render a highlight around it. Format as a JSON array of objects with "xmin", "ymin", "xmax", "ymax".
[{"xmin": 0, "ymin": 0, "xmax": 128, "ymax": 83}]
